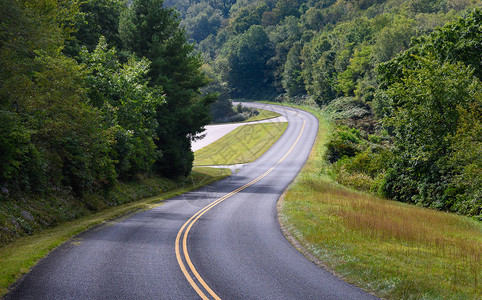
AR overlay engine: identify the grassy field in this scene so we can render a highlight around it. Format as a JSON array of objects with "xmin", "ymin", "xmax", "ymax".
[
  {"xmin": 275, "ymin": 103, "xmax": 482, "ymax": 299},
  {"xmin": 246, "ymin": 108, "xmax": 281, "ymax": 122},
  {"xmin": 194, "ymin": 122, "xmax": 288, "ymax": 165},
  {"xmin": 0, "ymin": 167, "xmax": 230, "ymax": 296}
]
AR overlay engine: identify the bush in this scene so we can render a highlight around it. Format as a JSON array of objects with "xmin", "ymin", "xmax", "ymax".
[
  {"xmin": 325, "ymin": 97, "xmax": 372, "ymax": 120},
  {"xmin": 332, "ymin": 148, "xmax": 390, "ymax": 193},
  {"xmin": 325, "ymin": 126, "xmax": 363, "ymax": 163},
  {"xmin": 378, "ymin": 58, "xmax": 481, "ymax": 215},
  {"xmin": 211, "ymin": 99, "xmax": 259, "ymax": 123},
  {"xmin": 445, "ymin": 103, "xmax": 482, "ymax": 218}
]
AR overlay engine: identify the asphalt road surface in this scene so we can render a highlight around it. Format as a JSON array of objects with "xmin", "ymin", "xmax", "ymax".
[{"xmin": 6, "ymin": 103, "xmax": 376, "ymax": 299}]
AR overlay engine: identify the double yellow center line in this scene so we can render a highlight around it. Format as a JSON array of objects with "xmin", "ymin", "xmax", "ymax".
[{"xmin": 175, "ymin": 110, "xmax": 306, "ymax": 299}]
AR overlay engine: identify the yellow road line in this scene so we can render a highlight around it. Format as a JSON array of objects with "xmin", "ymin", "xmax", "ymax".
[
  {"xmin": 175, "ymin": 109, "xmax": 306, "ymax": 299},
  {"xmin": 278, "ymin": 114, "xmax": 306, "ymax": 164}
]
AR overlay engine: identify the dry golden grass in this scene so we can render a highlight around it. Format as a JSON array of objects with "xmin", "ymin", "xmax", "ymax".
[
  {"xmin": 329, "ymin": 190, "xmax": 480, "ymax": 289},
  {"xmin": 277, "ymin": 103, "xmax": 482, "ymax": 299}
]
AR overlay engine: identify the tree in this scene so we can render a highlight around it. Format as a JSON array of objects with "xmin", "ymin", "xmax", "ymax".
[
  {"xmin": 374, "ymin": 9, "xmax": 482, "ymax": 216},
  {"xmin": 282, "ymin": 42, "xmax": 306, "ymax": 97},
  {"xmin": 65, "ymin": 0, "xmax": 125, "ymax": 57},
  {"xmin": 31, "ymin": 53, "xmax": 116, "ymax": 195},
  {"xmin": 300, "ymin": 7, "xmax": 324, "ymax": 31},
  {"xmin": 446, "ymin": 101, "xmax": 482, "ymax": 217},
  {"xmin": 301, "ymin": 34, "xmax": 337, "ymax": 104},
  {"xmin": 230, "ymin": 5, "xmax": 264, "ymax": 34},
  {"xmin": 335, "ymin": 44, "xmax": 372, "ymax": 97},
  {"xmin": 372, "ymin": 15, "xmax": 415, "ymax": 64},
  {"xmin": 80, "ymin": 37, "xmax": 164, "ymax": 178},
  {"xmin": 181, "ymin": 2, "xmax": 222, "ymax": 43},
  {"xmin": 119, "ymin": 0, "xmax": 214, "ymax": 177},
  {"xmin": 221, "ymin": 25, "xmax": 273, "ymax": 97},
  {"xmin": 272, "ymin": 0, "xmax": 301, "ymax": 21},
  {"xmin": 378, "ymin": 9, "xmax": 482, "ymax": 87},
  {"xmin": 380, "ymin": 57, "xmax": 480, "ymax": 212},
  {"xmin": 268, "ymin": 16, "xmax": 303, "ymax": 91},
  {"xmin": 0, "ymin": 0, "xmax": 116, "ymax": 195}
]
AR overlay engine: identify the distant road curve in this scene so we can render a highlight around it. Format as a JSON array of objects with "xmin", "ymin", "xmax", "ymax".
[{"xmin": 6, "ymin": 103, "xmax": 376, "ymax": 299}]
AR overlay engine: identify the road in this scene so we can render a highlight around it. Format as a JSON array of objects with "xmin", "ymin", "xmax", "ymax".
[{"xmin": 6, "ymin": 103, "xmax": 376, "ymax": 299}]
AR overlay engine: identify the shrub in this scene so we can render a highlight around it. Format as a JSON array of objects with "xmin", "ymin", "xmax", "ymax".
[
  {"xmin": 324, "ymin": 97, "xmax": 371, "ymax": 120},
  {"xmin": 324, "ymin": 126, "xmax": 363, "ymax": 163},
  {"xmin": 210, "ymin": 99, "xmax": 259, "ymax": 123},
  {"xmin": 333, "ymin": 148, "xmax": 390, "ymax": 193}
]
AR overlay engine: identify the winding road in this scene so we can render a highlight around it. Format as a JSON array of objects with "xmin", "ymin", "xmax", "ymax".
[{"xmin": 6, "ymin": 103, "xmax": 375, "ymax": 299}]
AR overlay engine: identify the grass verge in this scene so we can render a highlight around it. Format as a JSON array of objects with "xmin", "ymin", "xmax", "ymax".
[
  {"xmin": 272, "ymin": 102, "xmax": 481, "ymax": 299},
  {"xmin": 0, "ymin": 167, "xmax": 230, "ymax": 296},
  {"xmin": 194, "ymin": 122, "xmax": 288, "ymax": 165},
  {"xmin": 246, "ymin": 108, "xmax": 281, "ymax": 122}
]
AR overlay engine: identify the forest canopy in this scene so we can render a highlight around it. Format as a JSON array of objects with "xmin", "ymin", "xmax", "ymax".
[
  {"xmin": 0, "ymin": 0, "xmax": 214, "ymax": 198},
  {"xmin": 1, "ymin": 0, "xmax": 481, "ymax": 219},
  {"xmin": 172, "ymin": 0, "xmax": 481, "ymax": 218}
]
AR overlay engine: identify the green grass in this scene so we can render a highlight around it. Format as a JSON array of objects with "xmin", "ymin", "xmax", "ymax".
[
  {"xmin": 194, "ymin": 122, "xmax": 288, "ymax": 166},
  {"xmin": 0, "ymin": 167, "xmax": 230, "ymax": 296},
  {"xmin": 245, "ymin": 108, "xmax": 281, "ymax": 122},
  {"xmin": 272, "ymin": 102, "xmax": 482, "ymax": 299}
]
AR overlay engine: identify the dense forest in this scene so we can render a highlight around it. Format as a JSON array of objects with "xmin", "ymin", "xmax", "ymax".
[
  {"xmin": 169, "ymin": 0, "xmax": 481, "ymax": 218},
  {"xmin": 0, "ymin": 0, "xmax": 481, "ymax": 228},
  {"xmin": 0, "ymin": 0, "xmax": 216, "ymax": 199}
]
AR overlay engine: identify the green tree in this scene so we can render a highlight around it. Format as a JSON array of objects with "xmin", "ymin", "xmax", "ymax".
[
  {"xmin": 300, "ymin": 7, "xmax": 324, "ymax": 31},
  {"xmin": 372, "ymin": 15, "xmax": 415, "ymax": 64},
  {"xmin": 181, "ymin": 2, "xmax": 222, "ymax": 43},
  {"xmin": 80, "ymin": 37, "xmax": 164, "ymax": 178},
  {"xmin": 447, "ymin": 102, "xmax": 482, "ymax": 217},
  {"xmin": 380, "ymin": 57, "xmax": 480, "ymax": 212},
  {"xmin": 379, "ymin": 8, "xmax": 482, "ymax": 87},
  {"xmin": 221, "ymin": 25, "xmax": 273, "ymax": 97},
  {"xmin": 65, "ymin": 0, "xmax": 125, "ymax": 57},
  {"xmin": 271, "ymin": 0, "xmax": 301, "ymax": 23},
  {"xmin": 301, "ymin": 34, "xmax": 336, "ymax": 104},
  {"xmin": 269, "ymin": 16, "xmax": 303, "ymax": 91},
  {"xmin": 31, "ymin": 53, "xmax": 116, "ymax": 195},
  {"xmin": 119, "ymin": 0, "xmax": 214, "ymax": 177},
  {"xmin": 335, "ymin": 44, "xmax": 372, "ymax": 96},
  {"xmin": 373, "ymin": 9, "xmax": 482, "ymax": 216},
  {"xmin": 282, "ymin": 42, "xmax": 306, "ymax": 97},
  {"xmin": 0, "ymin": 0, "xmax": 116, "ymax": 195},
  {"xmin": 230, "ymin": 4, "xmax": 265, "ymax": 34}
]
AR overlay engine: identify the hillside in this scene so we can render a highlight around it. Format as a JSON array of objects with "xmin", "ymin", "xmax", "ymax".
[
  {"xmin": 176, "ymin": 0, "xmax": 482, "ymax": 218},
  {"xmin": 0, "ymin": 0, "xmax": 215, "ymax": 245}
]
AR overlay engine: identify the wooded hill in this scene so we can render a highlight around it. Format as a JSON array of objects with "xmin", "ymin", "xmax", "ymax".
[
  {"xmin": 173, "ymin": 0, "xmax": 482, "ymax": 218},
  {"xmin": 1, "ymin": 0, "xmax": 215, "ymax": 197},
  {"xmin": 0, "ymin": 0, "xmax": 480, "ymax": 228}
]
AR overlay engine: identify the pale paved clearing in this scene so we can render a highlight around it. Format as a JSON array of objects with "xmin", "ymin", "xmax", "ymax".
[{"xmin": 191, "ymin": 115, "xmax": 287, "ymax": 151}]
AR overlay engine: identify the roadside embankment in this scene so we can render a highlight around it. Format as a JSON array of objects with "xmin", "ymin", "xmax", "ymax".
[
  {"xmin": 0, "ymin": 167, "xmax": 230, "ymax": 295},
  {"xmin": 275, "ymin": 102, "xmax": 482, "ymax": 299}
]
